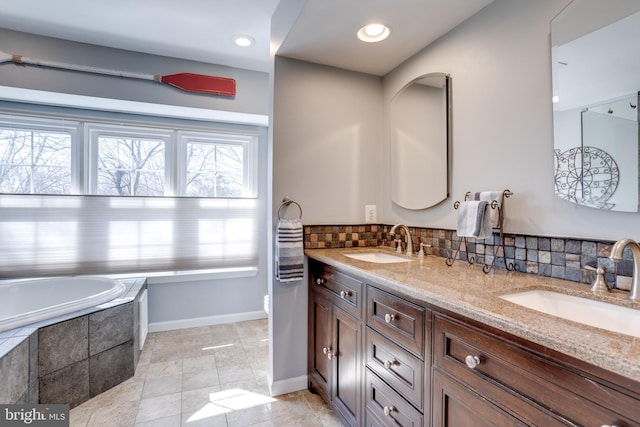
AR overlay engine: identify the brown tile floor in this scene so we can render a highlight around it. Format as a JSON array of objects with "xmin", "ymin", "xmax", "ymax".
[{"xmin": 70, "ymin": 319, "xmax": 342, "ymax": 427}]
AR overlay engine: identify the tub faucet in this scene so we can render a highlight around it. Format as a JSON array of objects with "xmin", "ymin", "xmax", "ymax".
[
  {"xmin": 609, "ymin": 238, "xmax": 640, "ymax": 300},
  {"xmin": 389, "ymin": 224, "xmax": 413, "ymax": 256}
]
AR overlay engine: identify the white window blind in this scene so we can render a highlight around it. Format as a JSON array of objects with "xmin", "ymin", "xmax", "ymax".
[
  {"xmin": 0, "ymin": 194, "xmax": 258, "ymax": 278},
  {"xmin": 0, "ymin": 109, "xmax": 262, "ymax": 279}
]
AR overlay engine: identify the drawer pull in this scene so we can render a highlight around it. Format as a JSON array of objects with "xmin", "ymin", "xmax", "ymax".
[
  {"xmin": 384, "ymin": 313, "xmax": 396, "ymax": 323},
  {"xmin": 339, "ymin": 290, "xmax": 352, "ymax": 299},
  {"xmin": 465, "ymin": 355, "xmax": 481, "ymax": 369},
  {"xmin": 316, "ymin": 277, "xmax": 326, "ymax": 285},
  {"xmin": 383, "ymin": 405, "xmax": 396, "ymax": 417},
  {"xmin": 600, "ymin": 425, "xmax": 619, "ymax": 427},
  {"xmin": 383, "ymin": 359, "xmax": 397, "ymax": 369}
]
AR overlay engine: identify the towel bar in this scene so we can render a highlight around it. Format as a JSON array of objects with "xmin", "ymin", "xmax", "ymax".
[
  {"xmin": 447, "ymin": 189, "xmax": 513, "ymax": 273},
  {"xmin": 277, "ymin": 197, "xmax": 302, "ymax": 220}
]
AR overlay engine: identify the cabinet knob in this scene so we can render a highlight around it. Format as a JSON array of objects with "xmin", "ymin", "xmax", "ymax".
[
  {"xmin": 339, "ymin": 290, "xmax": 352, "ymax": 299},
  {"xmin": 316, "ymin": 277, "xmax": 326, "ymax": 285},
  {"xmin": 384, "ymin": 313, "xmax": 396, "ymax": 323},
  {"xmin": 322, "ymin": 346, "xmax": 335, "ymax": 360},
  {"xmin": 465, "ymin": 355, "xmax": 481, "ymax": 369},
  {"xmin": 383, "ymin": 406, "xmax": 396, "ymax": 417},
  {"xmin": 384, "ymin": 359, "xmax": 397, "ymax": 369}
]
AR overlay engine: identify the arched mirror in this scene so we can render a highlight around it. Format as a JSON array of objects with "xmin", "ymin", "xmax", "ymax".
[
  {"xmin": 390, "ymin": 73, "xmax": 451, "ymax": 210},
  {"xmin": 552, "ymin": 0, "xmax": 640, "ymax": 211}
]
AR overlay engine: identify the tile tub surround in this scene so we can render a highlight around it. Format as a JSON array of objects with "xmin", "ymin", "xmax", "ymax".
[
  {"xmin": 306, "ymin": 247, "xmax": 640, "ymax": 383},
  {"xmin": 0, "ymin": 278, "xmax": 146, "ymax": 408},
  {"xmin": 303, "ymin": 224, "xmax": 631, "ymax": 288}
]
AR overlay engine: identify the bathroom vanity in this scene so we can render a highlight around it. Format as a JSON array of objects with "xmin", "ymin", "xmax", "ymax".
[{"xmin": 306, "ymin": 248, "xmax": 640, "ymax": 427}]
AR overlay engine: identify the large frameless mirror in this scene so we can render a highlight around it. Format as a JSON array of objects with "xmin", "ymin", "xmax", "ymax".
[
  {"xmin": 552, "ymin": 0, "xmax": 640, "ymax": 211},
  {"xmin": 390, "ymin": 73, "xmax": 450, "ymax": 210}
]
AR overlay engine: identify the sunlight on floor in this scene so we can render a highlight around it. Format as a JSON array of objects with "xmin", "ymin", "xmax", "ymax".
[
  {"xmin": 201, "ymin": 343, "xmax": 235, "ymax": 351},
  {"xmin": 186, "ymin": 388, "xmax": 277, "ymax": 423}
]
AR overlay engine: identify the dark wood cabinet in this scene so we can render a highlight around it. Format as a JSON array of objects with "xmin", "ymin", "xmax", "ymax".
[
  {"xmin": 333, "ymin": 306, "xmax": 362, "ymax": 425},
  {"xmin": 432, "ymin": 368, "xmax": 535, "ymax": 427},
  {"xmin": 365, "ymin": 284, "xmax": 429, "ymax": 427},
  {"xmin": 365, "ymin": 368, "xmax": 423, "ymax": 427},
  {"xmin": 309, "ymin": 292, "xmax": 332, "ymax": 402},
  {"xmin": 433, "ymin": 312, "xmax": 640, "ymax": 427},
  {"xmin": 309, "ymin": 260, "xmax": 363, "ymax": 427},
  {"xmin": 308, "ymin": 258, "xmax": 640, "ymax": 427}
]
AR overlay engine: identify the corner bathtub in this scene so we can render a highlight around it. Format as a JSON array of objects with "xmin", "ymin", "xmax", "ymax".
[{"xmin": 0, "ymin": 277, "xmax": 127, "ymax": 333}]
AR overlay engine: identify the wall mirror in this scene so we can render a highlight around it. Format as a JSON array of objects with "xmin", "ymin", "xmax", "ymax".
[
  {"xmin": 552, "ymin": 0, "xmax": 640, "ymax": 211},
  {"xmin": 390, "ymin": 72, "xmax": 450, "ymax": 210}
]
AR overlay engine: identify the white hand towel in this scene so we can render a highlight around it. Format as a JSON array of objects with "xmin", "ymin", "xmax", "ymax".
[
  {"xmin": 275, "ymin": 218, "xmax": 304, "ymax": 282},
  {"xmin": 473, "ymin": 191, "xmax": 504, "ymax": 228},
  {"xmin": 456, "ymin": 201, "xmax": 492, "ymax": 238}
]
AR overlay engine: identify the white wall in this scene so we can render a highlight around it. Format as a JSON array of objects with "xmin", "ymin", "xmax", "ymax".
[{"xmin": 383, "ymin": 0, "xmax": 640, "ymax": 242}]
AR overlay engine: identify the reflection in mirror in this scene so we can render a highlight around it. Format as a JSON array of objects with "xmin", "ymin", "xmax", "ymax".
[
  {"xmin": 390, "ymin": 73, "xmax": 450, "ymax": 210},
  {"xmin": 552, "ymin": 0, "xmax": 640, "ymax": 211}
]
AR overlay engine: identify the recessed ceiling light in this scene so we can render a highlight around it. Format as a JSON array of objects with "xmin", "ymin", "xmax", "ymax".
[
  {"xmin": 357, "ymin": 23, "xmax": 390, "ymax": 43},
  {"xmin": 234, "ymin": 35, "xmax": 255, "ymax": 47}
]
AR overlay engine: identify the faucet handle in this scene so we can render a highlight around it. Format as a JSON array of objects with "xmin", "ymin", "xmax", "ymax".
[
  {"xmin": 586, "ymin": 265, "xmax": 611, "ymax": 293},
  {"xmin": 395, "ymin": 239, "xmax": 402, "ymax": 253}
]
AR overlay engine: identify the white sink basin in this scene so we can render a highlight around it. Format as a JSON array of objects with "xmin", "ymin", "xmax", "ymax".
[
  {"xmin": 500, "ymin": 289, "xmax": 640, "ymax": 338},
  {"xmin": 344, "ymin": 252, "xmax": 413, "ymax": 264}
]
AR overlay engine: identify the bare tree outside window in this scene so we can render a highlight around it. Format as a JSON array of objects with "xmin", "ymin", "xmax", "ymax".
[
  {"xmin": 0, "ymin": 129, "xmax": 72, "ymax": 194},
  {"xmin": 97, "ymin": 137, "xmax": 165, "ymax": 196},
  {"xmin": 186, "ymin": 142, "xmax": 244, "ymax": 197}
]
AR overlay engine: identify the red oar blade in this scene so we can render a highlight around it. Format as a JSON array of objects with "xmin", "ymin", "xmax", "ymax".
[{"xmin": 160, "ymin": 73, "xmax": 236, "ymax": 96}]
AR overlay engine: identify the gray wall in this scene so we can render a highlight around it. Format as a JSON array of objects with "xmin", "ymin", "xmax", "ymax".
[
  {"xmin": 271, "ymin": 0, "xmax": 640, "ymax": 390},
  {"xmin": 0, "ymin": 28, "xmax": 269, "ymax": 116},
  {"xmin": 271, "ymin": 57, "xmax": 383, "ymax": 387},
  {"xmin": 382, "ymin": 0, "xmax": 640, "ymax": 242},
  {"xmin": 0, "ymin": 28, "xmax": 271, "ymax": 328}
]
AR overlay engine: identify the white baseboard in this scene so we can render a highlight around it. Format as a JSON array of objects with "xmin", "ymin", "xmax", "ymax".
[
  {"xmin": 149, "ymin": 310, "xmax": 267, "ymax": 333},
  {"xmin": 268, "ymin": 374, "xmax": 308, "ymax": 397}
]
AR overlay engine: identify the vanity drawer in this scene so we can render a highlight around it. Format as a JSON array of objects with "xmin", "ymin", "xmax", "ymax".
[
  {"xmin": 310, "ymin": 260, "xmax": 363, "ymax": 319},
  {"xmin": 365, "ymin": 368, "xmax": 423, "ymax": 427},
  {"xmin": 433, "ymin": 313, "xmax": 640, "ymax": 426},
  {"xmin": 367, "ymin": 285, "xmax": 425, "ymax": 357},
  {"xmin": 365, "ymin": 327, "xmax": 424, "ymax": 410}
]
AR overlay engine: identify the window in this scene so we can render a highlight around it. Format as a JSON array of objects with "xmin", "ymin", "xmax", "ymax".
[
  {"xmin": 0, "ymin": 116, "xmax": 259, "ymax": 198},
  {"xmin": 0, "ymin": 117, "xmax": 77, "ymax": 194},
  {"xmin": 180, "ymin": 131, "xmax": 256, "ymax": 198},
  {"xmin": 87, "ymin": 125, "xmax": 172, "ymax": 196},
  {"xmin": 0, "ymin": 111, "xmax": 262, "ymax": 279}
]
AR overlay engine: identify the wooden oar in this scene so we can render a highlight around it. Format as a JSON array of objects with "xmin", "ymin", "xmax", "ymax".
[{"xmin": 0, "ymin": 51, "xmax": 236, "ymax": 96}]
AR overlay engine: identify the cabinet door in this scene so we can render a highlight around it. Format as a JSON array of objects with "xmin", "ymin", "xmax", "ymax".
[
  {"xmin": 432, "ymin": 369, "xmax": 524, "ymax": 427},
  {"xmin": 309, "ymin": 292, "xmax": 332, "ymax": 401},
  {"xmin": 332, "ymin": 306, "xmax": 362, "ymax": 427}
]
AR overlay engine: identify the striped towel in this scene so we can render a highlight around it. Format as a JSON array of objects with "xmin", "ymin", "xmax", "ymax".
[{"xmin": 276, "ymin": 218, "xmax": 304, "ymax": 282}]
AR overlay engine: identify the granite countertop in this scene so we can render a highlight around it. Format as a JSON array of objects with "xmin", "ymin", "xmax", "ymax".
[{"xmin": 305, "ymin": 247, "xmax": 640, "ymax": 383}]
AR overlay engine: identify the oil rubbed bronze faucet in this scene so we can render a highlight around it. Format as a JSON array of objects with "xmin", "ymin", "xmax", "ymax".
[
  {"xmin": 609, "ymin": 238, "xmax": 640, "ymax": 300},
  {"xmin": 389, "ymin": 224, "xmax": 413, "ymax": 256}
]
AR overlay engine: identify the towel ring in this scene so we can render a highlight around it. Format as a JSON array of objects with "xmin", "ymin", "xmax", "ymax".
[{"xmin": 278, "ymin": 197, "xmax": 302, "ymax": 220}]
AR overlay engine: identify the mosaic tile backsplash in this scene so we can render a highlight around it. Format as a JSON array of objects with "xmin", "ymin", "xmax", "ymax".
[{"xmin": 303, "ymin": 224, "xmax": 635, "ymax": 290}]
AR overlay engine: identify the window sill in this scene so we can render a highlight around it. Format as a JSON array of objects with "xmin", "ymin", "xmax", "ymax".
[{"xmin": 108, "ymin": 267, "xmax": 258, "ymax": 284}]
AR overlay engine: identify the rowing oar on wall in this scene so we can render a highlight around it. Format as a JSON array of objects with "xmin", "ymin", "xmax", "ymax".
[{"xmin": 0, "ymin": 51, "xmax": 236, "ymax": 96}]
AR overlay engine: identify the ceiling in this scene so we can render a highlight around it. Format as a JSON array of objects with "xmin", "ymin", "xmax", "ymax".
[{"xmin": 0, "ymin": 0, "xmax": 493, "ymax": 76}]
